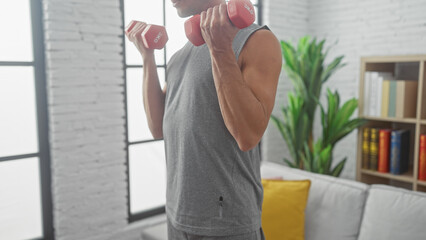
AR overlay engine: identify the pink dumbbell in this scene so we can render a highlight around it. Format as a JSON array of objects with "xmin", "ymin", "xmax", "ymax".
[
  {"xmin": 125, "ymin": 20, "xmax": 168, "ymax": 49},
  {"xmin": 184, "ymin": 0, "xmax": 256, "ymax": 46}
]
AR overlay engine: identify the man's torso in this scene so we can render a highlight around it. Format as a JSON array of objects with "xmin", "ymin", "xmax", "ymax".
[{"xmin": 162, "ymin": 24, "xmax": 266, "ymax": 237}]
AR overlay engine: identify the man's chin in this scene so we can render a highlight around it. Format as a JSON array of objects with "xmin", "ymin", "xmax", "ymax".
[{"xmin": 176, "ymin": 9, "xmax": 192, "ymax": 18}]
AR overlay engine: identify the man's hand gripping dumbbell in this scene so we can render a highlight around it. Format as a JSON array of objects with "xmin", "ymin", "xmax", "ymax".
[
  {"xmin": 184, "ymin": 0, "xmax": 255, "ymax": 46},
  {"xmin": 124, "ymin": 21, "xmax": 168, "ymax": 58}
]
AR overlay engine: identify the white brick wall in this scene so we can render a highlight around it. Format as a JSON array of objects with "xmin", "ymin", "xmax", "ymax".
[
  {"xmin": 42, "ymin": 0, "xmax": 134, "ymax": 239},
  {"xmin": 261, "ymin": 0, "xmax": 309, "ymax": 168},
  {"xmin": 42, "ymin": 0, "xmax": 426, "ymax": 239},
  {"xmin": 262, "ymin": 0, "xmax": 426, "ymax": 180}
]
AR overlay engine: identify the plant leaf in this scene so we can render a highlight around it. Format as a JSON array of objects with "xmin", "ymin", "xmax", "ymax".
[
  {"xmin": 321, "ymin": 56, "xmax": 345, "ymax": 83},
  {"xmin": 284, "ymin": 158, "xmax": 297, "ymax": 168},
  {"xmin": 331, "ymin": 157, "xmax": 347, "ymax": 177}
]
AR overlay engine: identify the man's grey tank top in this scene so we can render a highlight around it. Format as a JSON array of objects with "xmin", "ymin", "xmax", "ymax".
[{"xmin": 163, "ymin": 24, "xmax": 268, "ymax": 237}]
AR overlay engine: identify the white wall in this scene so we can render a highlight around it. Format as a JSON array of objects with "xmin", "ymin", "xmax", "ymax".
[
  {"xmin": 42, "ymin": 0, "xmax": 426, "ymax": 239},
  {"xmin": 262, "ymin": 0, "xmax": 426, "ymax": 180},
  {"xmin": 43, "ymin": 0, "xmax": 146, "ymax": 239},
  {"xmin": 261, "ymin": 0, "xmax": 309, "ymax": 171}
]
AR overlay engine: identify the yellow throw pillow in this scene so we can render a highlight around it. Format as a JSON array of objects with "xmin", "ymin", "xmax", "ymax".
[{"xmin": 261, "ymin": 179, "xmax": 311, "ymax": 240}]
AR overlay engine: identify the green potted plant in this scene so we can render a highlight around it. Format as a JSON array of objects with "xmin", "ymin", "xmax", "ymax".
[{"xmin": 271, "ymin": 36, "xmax": 366, "ymax": 177}]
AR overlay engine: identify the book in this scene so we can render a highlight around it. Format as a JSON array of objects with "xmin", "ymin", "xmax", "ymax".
[
  {"xmin": 364, "ymin": 72, "xmax": 371, "ymax": 116},
  {"xmin": 362, "ymin": 128, "xmax": 371, "ymax": 169},
  {"xmin": 395, "ymin": 80, "xmax": 418, "ymax": 118},
  {"xmin": 390, "ymin": 129, "xmax": 410, "ymax": 175},
  {"xmin": 388, "ymin": 80, "xmax": 397, "ymax": 118},
  {"xmin": 364, "ymin": 72, "xmax": 393, "ymax": 116},
  {"xmin": 375, "ymin": 73, "xmax": 393, "ymax": 116},
  {"xmin": 381, "ymin": 80, "xmax": 391, "ymax": 117},
  {"xmin": 369, "ymin": 128, "xmax": 379, "ymax": 171},
  {"xmin": 419, "ymin": 134, "xmax": 426, "ymax": 181},
  {"xmin": 376, "ymin": 74, "xmax": 383, "ymax": 117},
  {"xmin": 369, "ymin": 72, "xmax": 379, "ymax": 116},
  {"xmin": 378, "ymin": 129, "xmax": 391, "ymax": 173}
]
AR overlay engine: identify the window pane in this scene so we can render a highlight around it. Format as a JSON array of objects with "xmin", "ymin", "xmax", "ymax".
[
  {"xmin": 0, "ymin": 67, "xmax": 38, "ymax": 157},
  {"xmin": 165, "ymin": 1, "xmax": 189, "ymax": 62},
  {"xmin": 124, "ymin": 0, "xmax": 164, "ymax": 65},
  {"xmin": 254, "ymin": 6, "xmax": 260, "ymax": 25},
  {"xmin": 0, "ymin": 0, "xmax": 33, "ymax": 61},
  {"xmin": 0, "ymin": 158, "xmax": 43, "ymax": 240},
  {"xmin": 129, "ymin": 141, "xmax": 166, "ymax": 214},
  {"xmin": 127, "ymin": 67, "xmax": 165, "ymax": 142},
  {"xmin": 124, "ymin": 36, "xmax": 165, "ymax": 66}
]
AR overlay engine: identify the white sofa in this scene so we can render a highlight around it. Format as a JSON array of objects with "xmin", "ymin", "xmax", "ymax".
[{"xmin": 261, "ymin": 161, "xmax": 426, "ymax": 240}]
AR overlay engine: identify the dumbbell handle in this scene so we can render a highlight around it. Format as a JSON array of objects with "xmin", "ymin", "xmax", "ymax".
[
  {"xmin": 184, "ymin": 0, "xmax": 255, "ymax": 46},
  {"xmin": 125, "ymin": 20, "xmax": 168, "ymax": 50}
]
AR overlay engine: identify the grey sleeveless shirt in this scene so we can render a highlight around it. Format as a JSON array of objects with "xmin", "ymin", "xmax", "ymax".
[{"xmin": 163, "ymin": 24, "xmax": 268, "ymax": 236}]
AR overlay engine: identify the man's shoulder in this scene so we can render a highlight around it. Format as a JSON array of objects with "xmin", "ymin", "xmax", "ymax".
[
  {"xmin": 235, "ymin": 24, "xmax": 269, "ymax": 42},
  {"xmin": 238, "ymin": 25, "xmax": 281, "ymax": 65},
  {"xmin": 244, "ymin": 26, "xmax": 277, "ymax": 47}
]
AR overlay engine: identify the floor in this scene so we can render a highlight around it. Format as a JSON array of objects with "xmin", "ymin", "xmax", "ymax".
[{"xmin": 141, "ymin": 221, "xmax": 167, "ymax": 240}]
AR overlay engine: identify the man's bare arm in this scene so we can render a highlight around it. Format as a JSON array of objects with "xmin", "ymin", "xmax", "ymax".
[
  {"xmin": 142, "ymin": 55, "xmax": 166, "ymax": 139},
  {"xmin": 126, "ymin": 21, "xmax": 166, "ymax": 139},
  {"xmin": 210, "ymin": 29, "xmax": 282, "ymax": 151}
]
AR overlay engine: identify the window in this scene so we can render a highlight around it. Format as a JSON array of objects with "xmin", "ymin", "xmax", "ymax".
[
  {"xmin": 0, "ymin": 0, "xmax": 53, "ymax": 239},
  {"xmin": 121, "ymin": 0, "xmax": 262, "ymax": 222}
]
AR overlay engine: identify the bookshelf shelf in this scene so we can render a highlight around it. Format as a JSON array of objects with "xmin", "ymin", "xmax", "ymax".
[
  {"xmin": 357, "ymin": 55, "xmax": 426, "ymax": 193},
  {"xmin": 362, "ymin": 116, "xmax": 417, "ymax": 124},
  {"xmin": 417, "ymin": 180, "xmax": 426, "ymax": 187},
  {"xmin": 361, "ymin": 169, "xmax": 414, "ymax": 183},
  {"xmin": 363, "ymin": 55, "xmax": 426, "ymax": 63}
]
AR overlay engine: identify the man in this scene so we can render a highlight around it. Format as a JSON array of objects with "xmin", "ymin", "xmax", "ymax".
[{"xmin": 126, "ymin": 0, "xmax": 282, "ymax": 239}]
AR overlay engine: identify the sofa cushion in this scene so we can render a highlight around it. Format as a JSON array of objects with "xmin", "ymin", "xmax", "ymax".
[
  {"xmin": 261, "ymin": 161, "xmax": 369, "ymax": 240},
  {"xmin": 358, "ymin": 184, "xmax": 426, "ymax": 240},
  {"xmin": 261, "ymin": 179, "xmax": 311, "ymax": 240}
]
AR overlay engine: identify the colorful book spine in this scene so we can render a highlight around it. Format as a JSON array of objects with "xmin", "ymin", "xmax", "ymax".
[
  {"xmin": 395, "ymin": 80, "xmax": 418, "ymax": 118},
  {"xmin": 364, "ymin": 73, "xmax": 371, "ymax": 116},
  {"xmin": 419, "ymin": 134, "xmax": 426, "ymax": 181},
  {"xmin": 362, "ymin": 128, "xmax": 371, "ymax": 169},
  {"xmin": 369, "ymin": 128, "xmax": 379, "ymax": 171},
  {"xmin": 376, "ymin": 73, "xmax": 393, "ymax": 116},
  {"xmin": 369, "ymin": 72, "xmax": 379, "ymax": 116},
  {"xmin": 378, "ymin": 129, "xmax": 391, "ymax": 173},
  {"xmin": 381, "ymin": 80, "xmax": 390, "ymax": 117},
  {"xmin": 390, "ymin": 129, "xmax": 410, "ymax": 175},
  {"xmin": 388, "ymin": 80, "xmax": 397, "ymax": 117},
  {"xmin": 376, "ymin": 75, "xmax": 383, "ymax": 117}
]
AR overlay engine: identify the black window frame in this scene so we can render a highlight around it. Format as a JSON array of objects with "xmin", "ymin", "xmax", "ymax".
[
  {"xmin": 0, "ymin": 0, "xmax": 54, "ymax": 239},
  {"xmin": 121, "ymin": 0, "xmax": 263, "ymax": 223}
]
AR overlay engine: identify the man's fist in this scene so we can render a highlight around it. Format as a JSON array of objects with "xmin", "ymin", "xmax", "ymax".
[{"xmin": 125, "ymin": 20, "xmax": 168, "ymax": 58}]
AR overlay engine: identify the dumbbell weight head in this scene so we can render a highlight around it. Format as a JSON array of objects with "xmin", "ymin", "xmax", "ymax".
[
  {"xmin": 142, "ymin": 25, "xmax": 169, "ymax": 49},
  {"xmin": 227, "ymin": 0, "xmax": 256, "ymax": 29},
  {"xmin": 184, "ymin": 0, "xmax": 255, "ymax": 46},
  {"xmin": 125, "ymin": 20, "xmax": 168, "ymax": 49},
  {"xmin": 184, "ymin": 15, "xmax": 204, "ymax": 46},
  {"xmin": 125, "ymin": 20, "xmax": 138, "ymax": 35}
]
